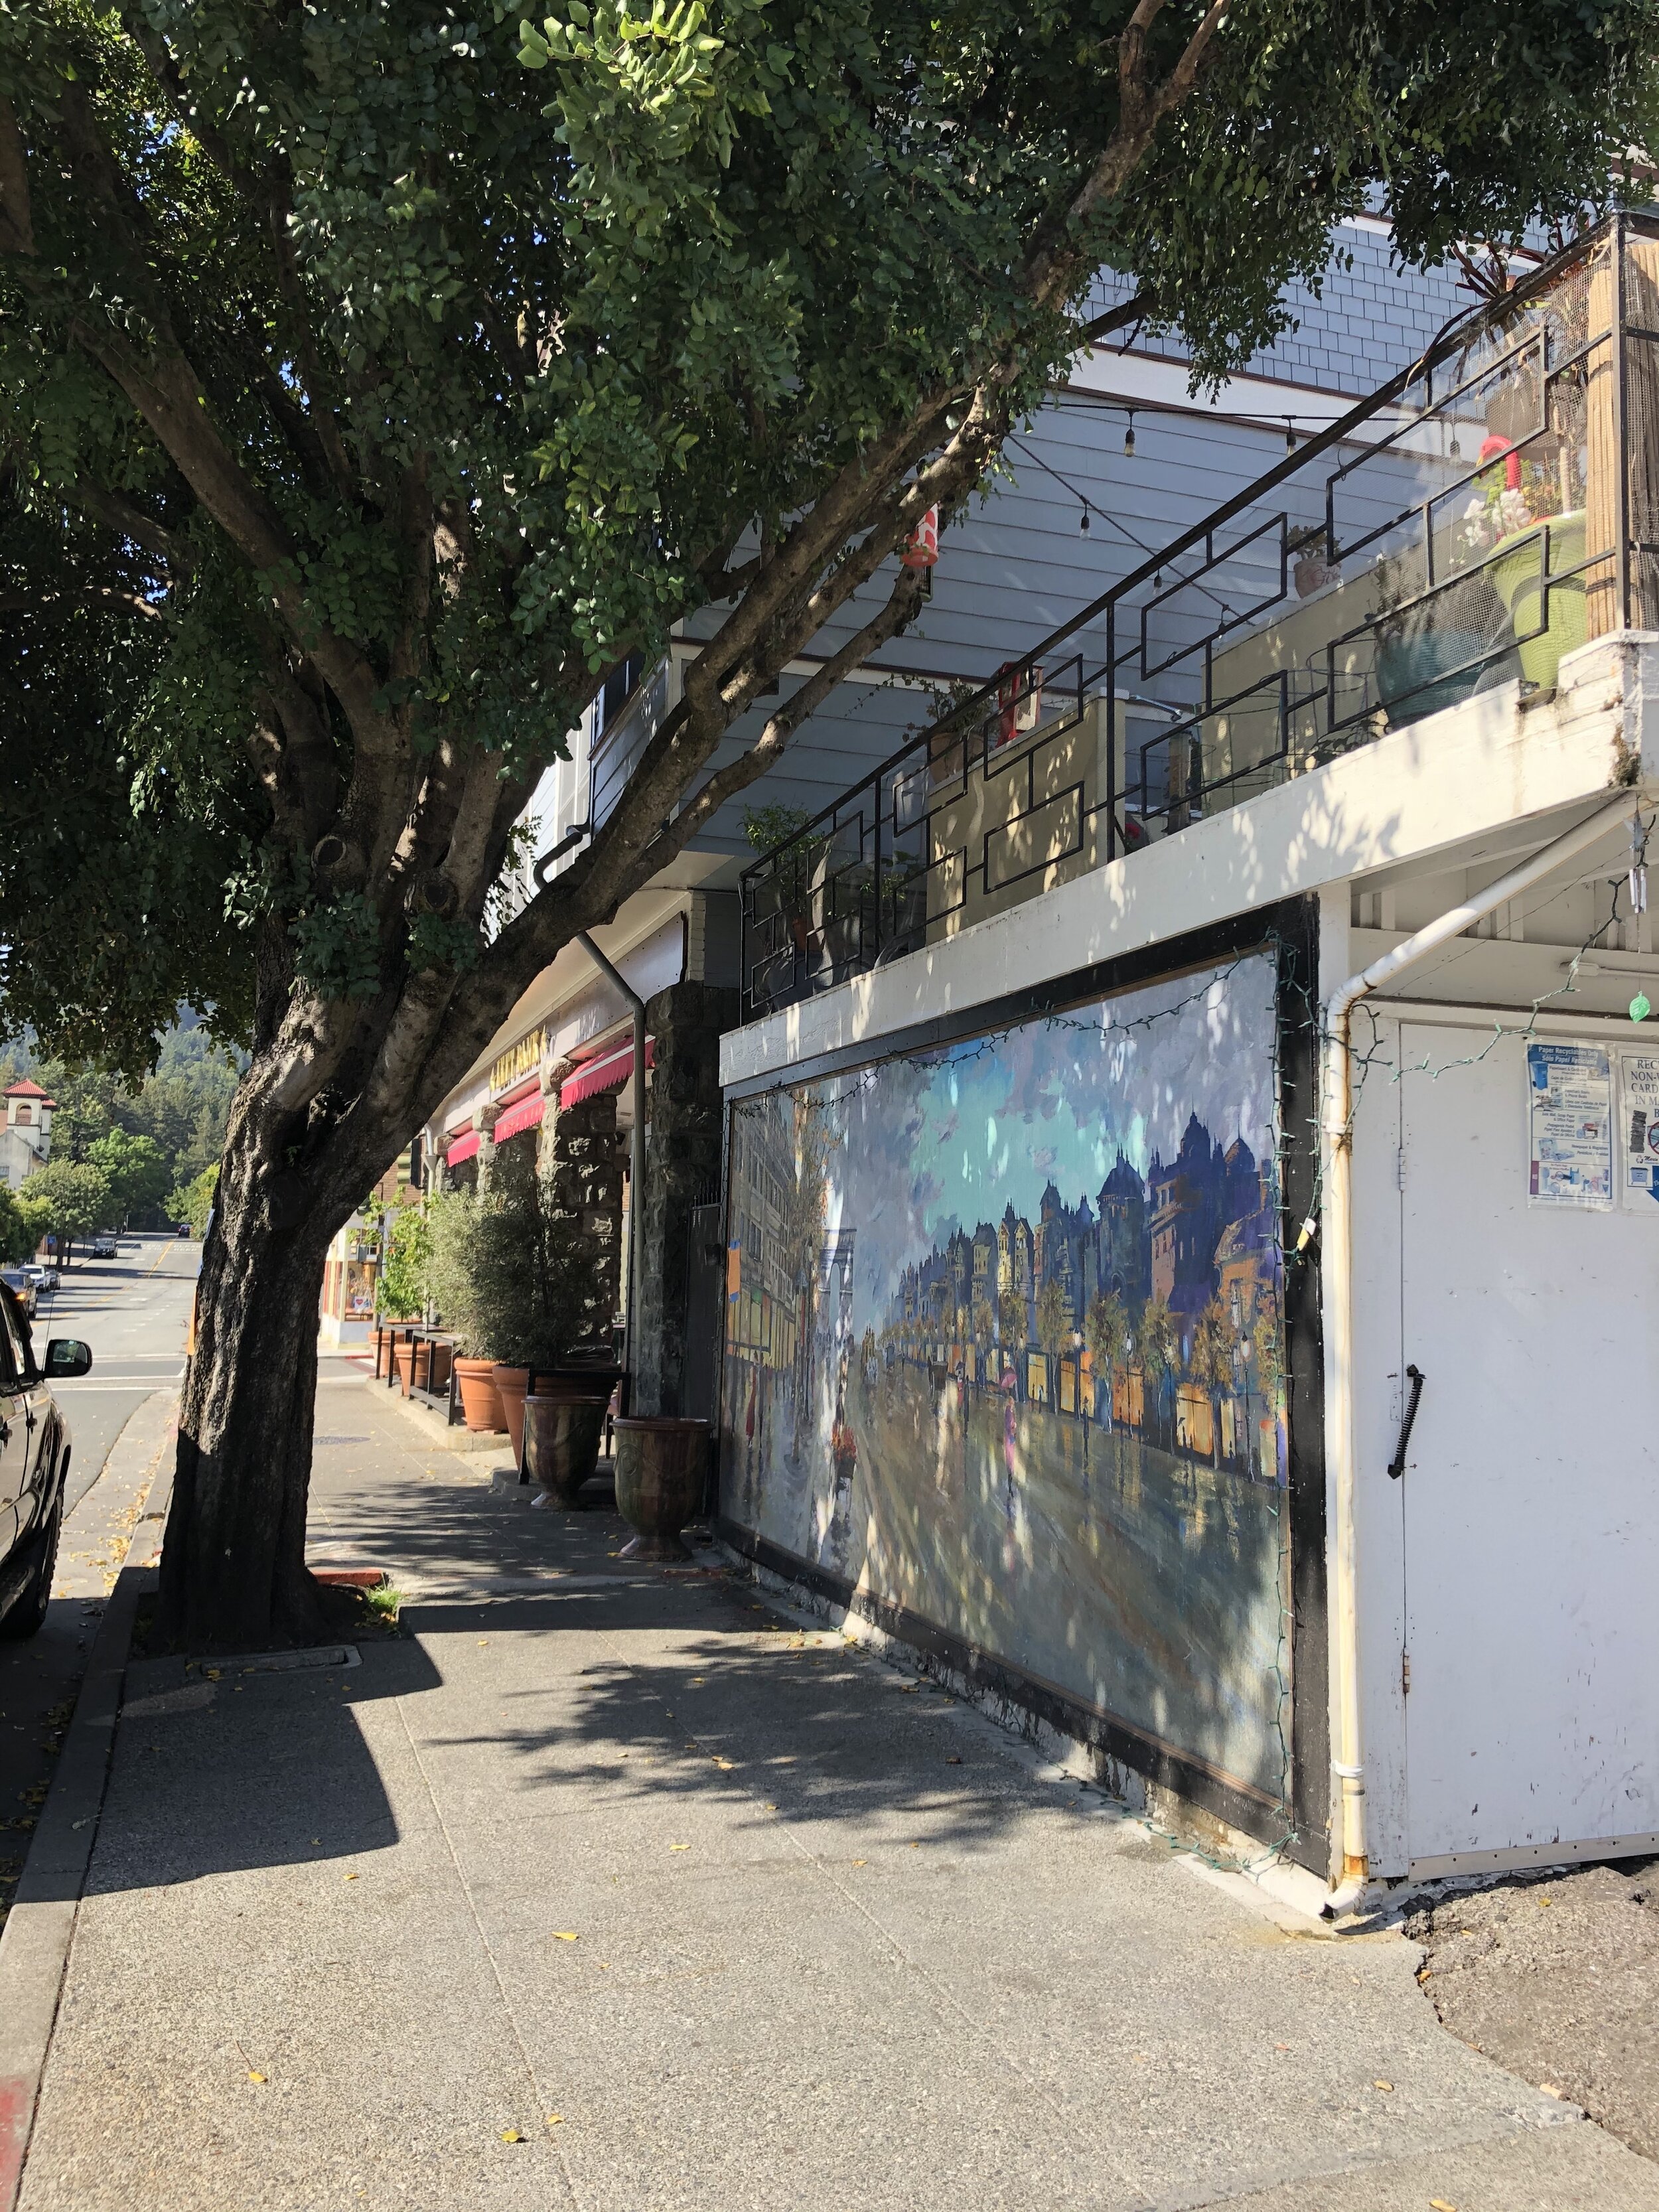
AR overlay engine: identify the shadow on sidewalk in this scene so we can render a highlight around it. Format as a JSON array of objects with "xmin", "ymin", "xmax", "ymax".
[
  {"xmin": 399, "ymin": 1569, "xmax": 1050, "ymax": 1860},
  {"xmin": 74, "ymin": 1634, "xmax": 443, "ymax": 1901}
]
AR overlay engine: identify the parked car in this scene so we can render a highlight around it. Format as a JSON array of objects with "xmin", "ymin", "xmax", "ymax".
[
  {"xmin": 0, "ymin": 1267, "xmax": 36, "ymax": 1319},
  {"xmin": 90, "ymin": 1233, "xmax": 117, "ymax": 1260},
  {"xmin": 0, "ymin": 1282, "xmax": 90, "ymax": 1639},
  {"xmin": 36, "ymin": 1265, "xmax": 60, "ymax": 1292}
]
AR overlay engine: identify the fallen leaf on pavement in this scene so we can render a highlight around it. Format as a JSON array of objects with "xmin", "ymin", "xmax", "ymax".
[
  {"xmin": 1540, "ymin": 2083, "xmax": 1563, "ymax": 2097},
  {"xmin": 1429, "ymin": 2200, "xmax": 1457, "ymax": 2211},
  {"xmin": 1373, "ymin": 2079, "xmax": 1394, "ymax": 2092},
  {"xmin": 946, "ymin": 1755, "xmax": 962, "ymax": 1765},
  {"xmin": 669, "ymin": 1843, "xmax": 690, "ymax": 1852},
  {"xmin": 247, "ymin": 2071, "xmax": 267, "ymax": 2085},
  {"xmin": 500, "ymin": 2128, "xmax": 525, "ymax": 2143},
  {"xmin": 552, "ymin": 1931, "xmax": 579, "ymax": 1942},
  {"xmin": 852, "ymin": 1858, "xmax": 867, "ymax": 1867},
  {"xmin": 546, "ymin": 2114, "xmax": 565, "ymax": 2128},
  {"xmin": 344, "ymin": 1872, "xmax": 359, "ymax": 1881}
]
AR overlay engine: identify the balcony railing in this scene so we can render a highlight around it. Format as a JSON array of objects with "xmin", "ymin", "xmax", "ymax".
[{"xmin": 741, "ymin": 210, "xmax": 1659, "ymax": 1019}]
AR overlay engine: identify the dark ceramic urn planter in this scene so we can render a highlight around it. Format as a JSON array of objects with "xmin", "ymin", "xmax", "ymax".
[
  {"xmin": 612, "ymin": 1416, "xmax": 709, "ymax": 1561},
  {"xmin": 524, "ymin": 1393, "xmax": 610, "ymax": 1506}
]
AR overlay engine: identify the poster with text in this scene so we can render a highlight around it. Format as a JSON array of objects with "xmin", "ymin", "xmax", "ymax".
[
  {"xmin": 1527, "ymin": 1042, "xmax": 1613, "ymax": 1209},
  {"xmin": 1619, "ymin": 1051, "xmax": 1659, "ymax": 1209},
  {"xmin": 719, "ymin": 954, "xmax": 1290, "ymax": 1805}
]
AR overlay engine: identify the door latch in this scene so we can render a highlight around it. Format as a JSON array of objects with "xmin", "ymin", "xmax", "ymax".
[{"xmin": 1388, "ymin": 1364, "xmax": 1425, "ymax": 1479}]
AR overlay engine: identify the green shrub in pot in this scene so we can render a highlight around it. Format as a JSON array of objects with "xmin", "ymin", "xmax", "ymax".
[{"xmin": 427, "ymin": 1146, "xmax": 601, "ymax": 1368}]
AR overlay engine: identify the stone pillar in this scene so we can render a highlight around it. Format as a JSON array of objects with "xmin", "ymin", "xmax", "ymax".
[
  {"xmin": 545, "ymin": 1082, "xmax": 624, "ymax": 1355},
  {"xmin": 474, "ymin": 1100, "xmax": 502, "ymax": 1194},
  {"xmin": 634, "ymin": 981, "xmax": 740, "ymax": 1415}
]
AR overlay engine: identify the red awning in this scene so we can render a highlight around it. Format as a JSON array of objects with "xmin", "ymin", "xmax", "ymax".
[
  {"xmin": 560, "ymin": 1035, "xmax": 655, "ymax": 1110},
  {"xmin": 444, "ymin": 1129, "xmax": 480, "ymax": 1166},
  {"xmin": 490, "ymin": 1090, "xmax": 545, "ymax": 1145}
]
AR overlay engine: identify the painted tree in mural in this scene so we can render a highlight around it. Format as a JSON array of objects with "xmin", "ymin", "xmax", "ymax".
[
  {"xmin": 999, "ymin": 1288, "xmax": 1028, "ymax": 1366},
  {"xmin": 1, "ymin": 3, "xmax": 1652, "ymax": 1643},
  {"xmin": 972, "ymin": 1295, "xmax": 997, "ymax": 1382},
  {"xmin": 1190, "ymin": 1295, "xmax": 1234, "ymax": 1471},
  {"xmin": 1035, "ymin": 1280, "xmax": 1070, "ymax": 1404},
  {"xmin": 1086, "ymin": 1291, "xmax": 1129, "ymax": 1429},
  {"xmin": 1140, "ymin": 1297, "xmax": 1177, "ymax": 1443}
]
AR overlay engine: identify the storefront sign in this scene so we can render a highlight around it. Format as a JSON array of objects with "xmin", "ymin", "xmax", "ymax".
[
  {"xmin": 490, "ymin": 1023, "xmax": 546, "ymax": 1096},
  {"xmin": 1527, "ymin": 1041, "xmax": 1613, "ymax": 1209}
]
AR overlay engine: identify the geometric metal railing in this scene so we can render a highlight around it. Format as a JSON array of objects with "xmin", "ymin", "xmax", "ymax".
[{"xmin": 741, "ymin": 210, "xmax": 1659, "ymax": 1019}]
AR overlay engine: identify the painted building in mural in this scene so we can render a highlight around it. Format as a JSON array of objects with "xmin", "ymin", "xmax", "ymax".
[{"xmin": 721, "ymin": 954, "xmax": 1290, "ymax": 1811}]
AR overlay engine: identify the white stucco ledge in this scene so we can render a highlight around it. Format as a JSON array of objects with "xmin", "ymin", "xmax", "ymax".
[{"xmin": 721, "ymin": 632, "xmax": 1659, "ymax": 1088}]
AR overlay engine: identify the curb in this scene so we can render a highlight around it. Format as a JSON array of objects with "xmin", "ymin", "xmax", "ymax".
[
  {"xmin": 361, "ymin": 1374, "xmax": 503, "ymax": 1455},
  {"xmin": 0, "ymin": 1398, "xmax": 175, "ymax": 2212}
]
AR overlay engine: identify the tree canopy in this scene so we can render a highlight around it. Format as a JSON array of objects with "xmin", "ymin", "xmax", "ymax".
[{"xmin": 1, "ymin": 0, "xmax": 1652, "ymax": 1084}]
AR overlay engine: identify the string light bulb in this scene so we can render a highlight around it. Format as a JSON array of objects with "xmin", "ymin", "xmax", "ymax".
[
  {"xmin": 1123, "ymin": 409, "xmax": 1136, "ymax": 459},
  {"xmin": 1079, "ymin": 504, "xmax": 1091, "ymax": 536},
  {"xmin": 1285, "ymin": 419, "xmax": 1297, "ymax": 451}
]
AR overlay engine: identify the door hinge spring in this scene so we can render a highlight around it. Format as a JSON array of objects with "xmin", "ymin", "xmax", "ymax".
[
  {"xmin": 1396, "ymin": 1147, "xmax": 1407, "ymax": 1191},
  {"xmin": 1401, "ymin": 1651, "xmax": 1411, "ymax": 1697}
]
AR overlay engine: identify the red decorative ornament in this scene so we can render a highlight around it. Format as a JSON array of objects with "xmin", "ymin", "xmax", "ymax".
[{"xmin": 901, "ymin": 505, "xmax": 939, "ymax": 569}]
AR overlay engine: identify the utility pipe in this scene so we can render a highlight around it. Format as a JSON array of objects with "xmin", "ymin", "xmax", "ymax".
[
  {"xmin": 576, "ymin": 931, "xmax": 646, "ymax": 1411},
  {"xmin": 1322, "ymin": 788, "xmax": 1644, "ymax": 1915}
]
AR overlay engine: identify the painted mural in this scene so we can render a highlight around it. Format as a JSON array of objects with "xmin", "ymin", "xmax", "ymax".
[{"xmin": 719, "ymin": 953, "xmax": 1289, "ymax": 1802}]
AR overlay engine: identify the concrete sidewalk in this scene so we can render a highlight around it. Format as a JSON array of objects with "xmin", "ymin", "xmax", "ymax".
[{"xmin": 13, "ymin": 1387, "xmax": 1659, "ymax": 2210}]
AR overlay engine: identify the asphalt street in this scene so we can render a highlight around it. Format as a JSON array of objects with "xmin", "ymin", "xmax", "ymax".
[
  {"xmin": 35, "ymin": 1233, "xmax": 198, "ymax": 1512},
  {"xmin": 0, "ymin": 1232, "xmax": 196, "ymax": 1932}
]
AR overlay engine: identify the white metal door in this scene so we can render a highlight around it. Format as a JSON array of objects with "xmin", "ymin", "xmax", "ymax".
[{"xmin": 1400, "ymin": 1022, "xmax": 1659, "ymax": 1873}]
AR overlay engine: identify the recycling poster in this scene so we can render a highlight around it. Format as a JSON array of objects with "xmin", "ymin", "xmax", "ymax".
[
  {"xmin": 1619, "ymin": 1051, "xmax": 1659, "ymax": 1209},
  {"xmin": 1527, "ymin": 1042, "xmax": 1613, "ymax": 1209}
]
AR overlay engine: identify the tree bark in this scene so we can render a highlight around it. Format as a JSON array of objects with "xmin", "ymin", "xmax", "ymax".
[{"xmin": 159, "ymin": 1082, "xmax": 354, "ymax": 1649}]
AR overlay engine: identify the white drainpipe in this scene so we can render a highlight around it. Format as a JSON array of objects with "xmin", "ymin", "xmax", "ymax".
[{"xmin": 1322, "ymin": 789, "xmax": 1644, "ymax": 1913}]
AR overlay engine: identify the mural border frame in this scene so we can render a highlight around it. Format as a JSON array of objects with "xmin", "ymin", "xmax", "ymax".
[{"xmin": 716, "ymin": 897, "xmax": 1329, "ymax": 1870}]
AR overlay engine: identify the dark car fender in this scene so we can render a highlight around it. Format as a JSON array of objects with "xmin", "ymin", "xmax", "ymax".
[{"xmin": 17, "ymin": 1399, "xmax": 70, "ymax": 1548}]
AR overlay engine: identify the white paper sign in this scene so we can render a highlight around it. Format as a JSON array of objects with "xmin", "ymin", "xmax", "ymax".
[
  {"xmin": 1618, "ymin": 1051, "xmax": 1659, "ymax": 1210},
  {"xmin": 1527, "ymin": 1042, "xmax": 1613, "ymax": 1209}
]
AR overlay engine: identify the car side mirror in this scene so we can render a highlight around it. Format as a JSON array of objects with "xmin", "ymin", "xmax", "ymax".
[{"xmin": 44, "ymin": 1339, "xmax": 92, "ymax": 1380}]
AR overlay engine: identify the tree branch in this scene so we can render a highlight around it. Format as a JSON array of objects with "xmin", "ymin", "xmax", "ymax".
[
  {"xmin": 70, "ymin": 479, "xmax": 194, "ymax": 573},
  {"xmin": 634, "ymin": 567, "xmax": 931, "ymax": 879},
  {"xmin": 0, "ymin": 583, "xmax": 168, "ymax": 623},
  {"xmin": 0, "ymin": 97, "xmax": 33, "ymax": 256}
]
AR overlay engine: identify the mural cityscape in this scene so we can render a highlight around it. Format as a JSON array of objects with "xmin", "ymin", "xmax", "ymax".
[{"xmin": 719, "ymin": 953, "xmax": 1291, "ymax": 1802}]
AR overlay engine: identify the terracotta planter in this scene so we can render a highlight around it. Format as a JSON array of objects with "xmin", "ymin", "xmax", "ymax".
[
  {"xmin": 423, "ymin": 1340, "xmax": 453, "ymax": 1395},
  {"xmin": 492, "ymin": 1366, "xmax": 531, "ymax": 1462},
  {"xmin": 613, "ymin": 1416, "xmax": 709, "ymax": 1561},
  {"xmin": 454, "ymin": 1357, "xmax": 506, "ymax": 1433},
  {"xmin": 524, "ymin": 1393, "xmax": 610, "ymax": 1506},
  {"xmin": 393, "ymin": 1342, "xmax": 417, "ymax": 1397}
]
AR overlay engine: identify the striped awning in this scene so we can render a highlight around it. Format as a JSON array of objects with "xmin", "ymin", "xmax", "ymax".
[
  {"xmin": 444, "ymin": 1128, "xmax": 480, "ymax": 1167},
  {"xmin": 560, "ymin": 1035, "xmax": 654, "ymax": 1110},
  {"xmin": 490, "ymin": 1089, "xmax": 545, "ymax": 1145}
]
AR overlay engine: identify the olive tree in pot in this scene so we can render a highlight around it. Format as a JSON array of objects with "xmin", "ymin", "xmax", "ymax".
[{"xmin": 429, "ymin": 1146, "xmax": 603, "ymax": 1463}]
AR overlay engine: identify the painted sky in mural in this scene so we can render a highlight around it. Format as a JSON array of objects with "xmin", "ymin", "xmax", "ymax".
[{"xmin": 827, "ymin": 957, "xmax": 1278, "ymax": 1313}]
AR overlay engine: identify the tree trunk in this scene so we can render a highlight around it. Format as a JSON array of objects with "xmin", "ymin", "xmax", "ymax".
[{"xmin": 157, "ymin": 1045, "xmax": 375, "ymax": 1652}]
